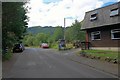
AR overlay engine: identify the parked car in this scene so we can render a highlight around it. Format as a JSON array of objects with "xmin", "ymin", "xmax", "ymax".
[
  {"xmin": 58, "ymin": 39, "xmax": 66, "ymax": 50},
  {"xmin": 41, "ymin": 43, "xmax": 49, "ymax": 48},
  {"xmin": 13, "ymin": 43, "xmax": 25, "ymax": 53}
]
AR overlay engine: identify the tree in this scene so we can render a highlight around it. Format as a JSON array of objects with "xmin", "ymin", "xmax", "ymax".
[
  {"xmin": 65, "ymin": 27, "xmax": 74, "ymax": 42},
  {"xmin": 2, "ymin": 2, "xmax": 28, "ymax": 54},
  {"xmin": 23, "ymin": 33, "xmax": 50, "ymax": 46},
  {"xmin": 71, "ymin": 20, "xmax": 85, "ymax": 40},
  {"xmin": 23, "ymin": 33, "xmax": 34, "ymax": 46},
  {"xmin": 52, "ymin": 26, "xmax": 64, "ymax": 42},
  {"xmin": 65, "ymin": 20, "xmax": 85, "ymax": 42},
  {"xmin": 36, "ymin": 33, "xmax": 49, "ymax": 44}
]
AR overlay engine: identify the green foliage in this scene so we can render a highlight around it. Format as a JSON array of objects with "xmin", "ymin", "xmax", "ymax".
[
  {"xmin": 65, "ymin": 27, "xmax": 73, "ymax": 41},
  {"xmin": 2, "ymin": 50, "xmax": 13, "ymax": 61},
  {"xmin": 2, "ymin": 2, "xmax": 28, "ymax": 56},
  {"xmin": 65, "ymin": 20, "xmax": 85, "ymax": 42},
  {"xmin": 24, "ymin": 26, "xmax": 65, "ymax": 47},
  {"xmin": 52, "ymin": 26, "xmax": 64, "ymax": 41},
  {"xmin": 3, "ymin": 3, "xmax": 28, "ymax": 42},
  {"xmin": 23, "ymin": 33, "xmax": 50, "ymax": 47},
  {"xmin": 66, "ymin": 43, "xmax": 73, "ymax": 49},
  {"xmin": 82, "ymin": 50, "xmax": 118, "ymax": 59},
  {"xmin": 36, "ymin": 33, "xmax": 49, "ymax": 43},
  {"xmin": 49, "ymin": 42, "xmax": 58, "ymax": 49},
  {"xmin": 25, "ymin": 20, "xmax": 85, "ymax": 49}
]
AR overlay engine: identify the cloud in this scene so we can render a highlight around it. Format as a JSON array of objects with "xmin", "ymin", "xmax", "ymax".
[{"xmin": 27, "ymin": 0, "xmax": 104, "ymax": 27}]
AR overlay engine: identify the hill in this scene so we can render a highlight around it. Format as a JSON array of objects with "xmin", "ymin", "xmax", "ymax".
[{"xmin": 27, "ymin": 26, "xmax": 57, "ymax": 35}]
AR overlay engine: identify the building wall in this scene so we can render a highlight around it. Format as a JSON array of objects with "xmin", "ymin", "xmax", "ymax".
[
  {"xmin": 82, "ymin": 2, "xmax": 120, "ymax": 30},
  {"xmin": 87, "ymin": 24, "xmax": 120, "ymax": 47}
]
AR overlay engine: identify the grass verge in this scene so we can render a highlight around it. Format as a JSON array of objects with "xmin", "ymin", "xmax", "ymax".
[{"xmin": 78, "ymin": 49, "xmax": 119, "ymax": 61}]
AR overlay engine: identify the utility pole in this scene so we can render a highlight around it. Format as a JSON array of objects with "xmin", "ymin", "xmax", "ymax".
[{"xmin": 64, "ymin": 18, "xmax": 66, "ymax": 40}]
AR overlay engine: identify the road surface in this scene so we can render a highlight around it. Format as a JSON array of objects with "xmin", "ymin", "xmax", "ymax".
[{"xmin": 3, "ymin": 48, "xmax": 118, "ymax": 78}]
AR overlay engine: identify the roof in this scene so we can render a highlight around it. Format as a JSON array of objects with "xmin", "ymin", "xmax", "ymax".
[{"xmin": 81, "ymin": 2, "xmax": 120, "ymax": 30}]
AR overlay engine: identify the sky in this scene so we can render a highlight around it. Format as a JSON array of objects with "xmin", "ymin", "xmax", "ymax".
[{"xmin": 27, "ymin": 0, "xmax": 120, "ymax": 27}]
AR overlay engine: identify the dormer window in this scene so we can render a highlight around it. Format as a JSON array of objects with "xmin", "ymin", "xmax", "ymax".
[
  {"xmin": 90, "ymin": 12, "xmax": 97, "ymax": 21},
  {"xmin": 110, "ymin": 8, "xmax": 119, "ymax": 17}
]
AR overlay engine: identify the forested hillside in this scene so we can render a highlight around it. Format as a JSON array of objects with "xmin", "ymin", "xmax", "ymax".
[
  {"xmin": 27, "ymin": 26, "xmax": 56, "ymax": 35},
  {"xmin": 24, "ymin": 20, "xmax": 85, "ymax": 47}
]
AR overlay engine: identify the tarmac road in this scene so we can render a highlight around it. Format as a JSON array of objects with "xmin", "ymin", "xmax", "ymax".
[{"xmin": 2, "ymin": 48, "xmax": 118, "ymax": 78}]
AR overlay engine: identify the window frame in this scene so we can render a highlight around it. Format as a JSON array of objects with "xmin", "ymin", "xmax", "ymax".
[
  {"xmin": 110, "ymin": 8, "xmax": 119, "ymax": 17},
  {"xmin": 111, "ymin": 29, "xmax": 120, "ymax": 40},
  {"xmin": 91, "ymin": 31, "xmax": 101, "ymax": 40},
  {"xmin": 90, "ymin": 12, "xmax": 98, "ymax": 21}
]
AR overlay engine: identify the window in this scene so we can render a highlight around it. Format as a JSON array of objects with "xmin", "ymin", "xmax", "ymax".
[
  {"xmin": 91, "ymin": 31, "xmax": 101, "ymax": 40},
  {"xmin": 90, "ymin": 12, "xmax": 97, "ymax": 21},
  {"xmin": 110, "ymin": 8, "xmax": 119, "ymax": 17},
  {"xmin": 111, "ymin": 29, "xmax": 120, "ymax": 39}
]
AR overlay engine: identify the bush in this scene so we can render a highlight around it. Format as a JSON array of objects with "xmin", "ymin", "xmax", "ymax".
[
  {"xmin": 2, "ymin": 49, "xmax": 13, "ymax": 61},
  {"xmin": 50, "ymin": 43, "xmax": 58, "ymax": 49},
  {"xmin": 66, "ymin": 43, "xmax": 73, "ymax": 49}
]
